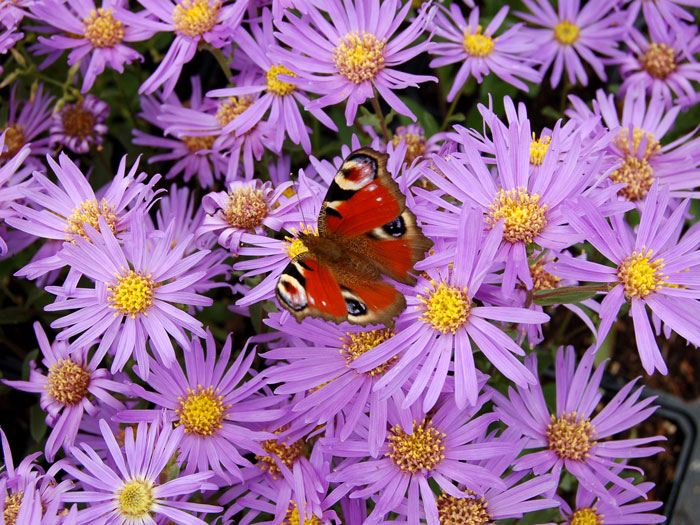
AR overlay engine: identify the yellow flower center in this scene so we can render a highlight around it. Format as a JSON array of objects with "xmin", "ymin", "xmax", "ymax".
[
  {"xmin": 463, "ymin": 25, "xmax": 494, "ymax": 57},
  {"xmin": 61, "ymin": 102, "xmax": 96, "ymax": 141},
  {"xmin": 256, "ymin": 429, "xmax": 306, "ymax": 479},
  {"xmin": 391, "ymin": 131, "xmax": 427, "ymax": 165},
  {"xmin": 418, "ymin": 280, "xmax": 471, "ymax": 333},
  {"xmin": 284, "ymin": 225, "xmax": 318, "ymax": 259},
  {"xmin": 529, "ymin": 259, "xmax": 561, "ymax": 292},
  {"xmin": 107, "ymin": 270, "xmax": 156, "ymax": 318},
  {"xmin": 64, "ymin": 198, "xmax": 118, "ymax": 242},
  {"xmin": 618, "ymin": 249, "xmax": 667, "ymax": 298},
  {"xmin": 266, "ymin": 64, "xmax": 297, "ymax": 96},
  {"xmin": 223, "ymin": 186, "xmax": 269, "ymax": 230},
  {"xmin": 172, "ymin": 0, "xmax": 220, "ymax": 38},
  {"xmin": 610, "ymin": 156, "xmax": 655, "ymax": 201},
  {"xmin": 3, "ymin": 492, "xmax": 23, "ymax": 525},
  {"xmin": 333, "ymin": 31, "xmax": 386, "ymax": 84},
  {"xmin": 387, "ymin": 419, "xmax": 445, "ymax": 474},
  {"xmin": 640, "ymin": 42, "xmax": 676, "ymax": 79},
  {"xmin": 546, "ymin": 412, "xmax": 596, "ymax": 461},
  {"xmin": 283, "ymin": 501, "xmax": 323, "ymax": 525},
  {"xmin": 529, "ymin": 133, "xmax": 551, "ymax": 166},
  {"xmin": 342, "ymin": 328, "xmax": 396, "ymax": 376},
  {"xmin": 613, "ymin": 127, "xmax": 661, "ymax": 160},
  {"xmin": 487, "ymin": 187, "xmax": 548, "ymax": 244},
  {"xmin": 216, "ymin": 96, "xmax": 253, "ymax": 127},
  {"xmin": 176, "ymin": 385, "xmax": 229, "ymax": 437},
  {"xmin": 571, "ymin": 507, "xmax": 603, "ymax": 525},
  {"xmin": 117, "ymin": 479, "xmax": 155, "ymax": 520},
  {"xmin": 0, "ymin": 123, "xmax": 26, "ymax": 161},
  {"xmin": 182, "ymin": 135, "xmax": 215, "ymax": 152},
  {"xmin": 554, "ymin": 20, "xmax": 579, "ymax": 45},
  {"xmin": 83, "ymin": 8, "xmax": 123, "ymax": 48},
  {"xmin": 436, "ymin": 491, "xmax": 492, "ymax": 525},
  {"xmin": 46, "ymin": 359, "xmax": 91, "ymax": 405}
]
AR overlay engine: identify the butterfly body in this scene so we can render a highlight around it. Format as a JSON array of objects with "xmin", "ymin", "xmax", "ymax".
[{"xmin": 277, "ymin": 148, "xmax": 432, "ymax": 327}]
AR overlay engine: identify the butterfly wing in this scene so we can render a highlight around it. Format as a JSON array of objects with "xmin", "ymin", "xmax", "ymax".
[
  {"xmin": 276, "ymin": 251, "xmax": 406, "ymax": 327},
  {"xmin": 320, "ymin": 147, "xmax": 433, "ymax": 285}
]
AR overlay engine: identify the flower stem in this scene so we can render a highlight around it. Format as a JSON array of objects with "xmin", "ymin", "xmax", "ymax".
[
  {"xmin": 204, "ymin": 44, "xmax": 233, "ymax": 81},
  {"xmin": 440, "ymin": 87, "xmax": 463, "ymax": 132},
  {"xmin": 370, "ymin": 94, "xmax": 390, "ymax": 143}
]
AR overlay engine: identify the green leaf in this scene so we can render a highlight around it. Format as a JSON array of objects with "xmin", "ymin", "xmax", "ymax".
[
  {"xmin": 533, "ymin": 285, "xmax": 602, "ymax": 306},
  {"xmin": 30, "ymin": 402, "xmax": 48, "ymax": 443}
]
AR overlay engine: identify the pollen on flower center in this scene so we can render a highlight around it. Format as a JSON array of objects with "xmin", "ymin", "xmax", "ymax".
[
  {"xmin": 487, "ymin": 187, "xmax": 548, "ymax": 244},
  {"xmin": 117, "ymin": 478, "xmax": 155, "ymax": 520},
  {"xmin": 529, "ymin": 133, "xmax": 551, "ymax": 166},
  {"xmin": 266, "ymin": 64, "xmax": 297, "ymax": 96},
  {"xmin": 391, "ymin": 130, "xmax": 427, "ymax": 165},
  {"xmin": 284, "ymin": 224, "xmax": 318, "ymax": 259},
  {"xmin": 61, "ymin": 102, "xmax": 96, "ymax": 141},
  {"xmin": 387, "ymin": 419, "xmax": 445, "ymax": 474},
  {"xmin": 284, "ymin": 500, "xmax": 323, "ymax": 525},
  {"xmin": 342, "ymin": 329, "xmax": 396, "ymax": 376},
  {"xmin": 554, "ymin": 20, "xmax": 579, "ymax": 45},
  {"xmin": 83, "ymin": 8, "xmax": 124, "ymax": 48},
  {"xmin": 256, "ymin": 429, "xmax": 306, "ymax": 479},
  {"xmin": 0, "ymin": 123, "xmax": 25, "ymax": 160},
  {"xmin": 176, "ymin": 385, "xmax": 229, "ymax": 437},
  {"xmin": 182, "ymin": 135, "xmax": 215, "ymax": 152},
  {"xmin": 418, "ymin": 280, "xmax": 471, "ymax": 333},
  {"xmin": 570, "ymin": 507, "xmax": 603, "ymax": 525},
  {"xmin": 3, "ymin": 492, "xmax": 23, "ymax": 525},
  {"xmin": 613, "ymin": 127, "xmax": 661, "ymax": 160},
  {"xmin": 640, "ymin": 42, "xmax": 676, "ymax": 79},
  {"xmin": 108, "ymin": 270, "xmax": 156, "ymax": 317},
  {"xmin": 172, "ymin": 0, "xmax": 219, "ymax": 38},
  {"xmin": 46, "ymin": 359, "xmax": 91, "ymax": 405},
  {"xmin": 530, "ymin": 260, "xmax": 561, "ymax": 291},
  {"xmin": 224, "ymin": 186, "xmax": 269, "ymax": 230},
  {"xmin": 216, "ymin": 96, "xmax": 253, "ymax": 127},
  {"xmin": 333, "ymin": 31, "xmax": 386, "ymax": 84},
  {"xmin": 463, "ymin": 25, "xmax": 494, "ymax": 57},
  {"xmin": 436, "ymin": 491, "xmax": 492, "ymax": 525},
  {"xmin": 65, "ymin": 198, "xmax": 118, "ymax": 242},
  {"xmin": 618, "ymin": 249, "xmax": 667, "ymax": 298},
  {"xmin": 610, "ymin": 156, "xmax": 655, "ymax": 201},
  {"xmin": 546, "ymin": 412, "xmax": 596, "ymax": 461}
]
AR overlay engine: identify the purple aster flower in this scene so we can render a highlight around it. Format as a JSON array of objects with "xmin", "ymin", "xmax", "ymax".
[
  {"xmin": 351, "ymin": 208, "xmax": 548, "ymax": 411},
  {"xmin": 550, "ymin": 182, "xmax": 700, "ymax": 375},
  {"xmin": 492, "ymin": 346, "xmax": 665, "ymax": 503},
  {"xmin": 624, "ymin": 0, "xmax": 700, "ymax": 47},
  {"xmin": 558, "ymin": 467, "xmax": 665, "ymax": 524},
  {"xmin": 272, "ymin": 0, "xmax": 436, "ymax": 125},
  {"xmin": 208, "ymin": 7, "xmax": 337, "ymax": 154},
  {"xmin": 430, "ymin": 4, "xmax": 541, "ymax": 99},
  {"xmin": 1, "ymin": 84, "xmax": 54, "ymax": 166},
  {"xmin": 323, "ymin": 392, "xmax": 512, "ymax": 524},
  {"xmin": 0, "ymin": 131, "xmax": 31, "ymax": 256},
  {"xmin": 0, "ymin": 27, "xmax": 22, "ymax": 74},
  {"xmin": 115, "ymin": 330, "xmax": 281, "ymax": 482},
  {"xmin": 133, "ymin": 76, "xmax": 228, "ymax": 188},
  {"xmin": 516, "ymin": 0, "xmax": 628, "ymax": 87},
  {"xmin": 362, "ymin": 123, "xmax": 447, "ymax": 167},
  {"xmin": 44, "ymin": 214, "xmax": 213, "ymax": 378},
  {"xmin": 8, "ymin": 153, "xmax": 160, "ymax": 279},
  {"xmin": 3, "ymin": 322, "xmax": 129, "ymax": 461},
  {"xmin": 122, "ymin": 0, "xmax": 247, "ymax": 95},
  {"xmin": 197, "ymin": 178, "xmax": 297, "ymax": 255},
  {"xmin": 0, "ymin": 0, "xmax": 32, "ymax": 29},
  {"xmin": 614, "ymin": 21, "xmax": 700, "ymax": 106},
  {"xmin": 50, "ymin": 95, "xmax": 109, "ymax": 153},
  {"xmin": 29, "ymin": 0, "xmax": 145, "ymax": 92},
  {"xmin": 61, "ymin": 416, "xmax": 222, "ymax": 524}
]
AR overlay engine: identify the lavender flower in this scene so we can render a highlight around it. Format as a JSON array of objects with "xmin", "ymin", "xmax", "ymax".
[
  {"xmin": 516, "ymin": 0, "xmax": 628, "ymax": 87},
  {"xmin": 493, "ymin": 346, "xmax": 665, "ymax": 502},
  {"xmin": 624, "ymin": 0, "xmax": 700, "ymax": 49},
  {"xmin": 1, "ymin": 84, "xmax": 53, "ymax": 165},
  {"xmin": 272, "ymin": 0, "xmax": 436, "ymax": 124},
  {"xmin": 551, "ymin": 183, "xmax": 700, "ymax": 374},
  {"xmin": 430, "ymin": 4, "xmax": 541, "ymax": 99},
  {"xmin": 44, "ymin": 215, "xmax": 212, "ymax": 378},
  {"xmin": 3, "ymin": 322, "xmax": 128, "ymax": 461},
  {"xmin": 50, "ymin": 95, "xmax": 109, "ymax": 153},
  {"xmin": 29, "ymin": 0, "xmax": 144, "ymax": 92},
  {"xmin": 0, "ymin": 130, "xmax": 31, "ymax": 256},
  {"xmin": 61, "ymin": 417, "xmax": 222, "ymax": 524}
]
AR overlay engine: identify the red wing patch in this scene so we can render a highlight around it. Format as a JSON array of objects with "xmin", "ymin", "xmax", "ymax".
[
  {"xmin": 325, "ymin": 183, "xmax": 401, "ymax": 236},
  {"xmin": 301, "ymin": 258, "xmax": 347, "ymax": 318},
  {"xmin": 365, "ymin": 239, "xmax": 415, "ymax": 281}
]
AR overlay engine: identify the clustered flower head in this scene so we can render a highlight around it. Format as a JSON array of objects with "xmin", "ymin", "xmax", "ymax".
[{"xmin": 3, "ymin": 0, "xmax": 699, "ymax": 523}]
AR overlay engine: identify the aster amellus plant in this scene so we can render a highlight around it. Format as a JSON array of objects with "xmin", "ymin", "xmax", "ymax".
[{"xmin": 4, "ymin": 0, "xmax": 699, "ymax": 524}]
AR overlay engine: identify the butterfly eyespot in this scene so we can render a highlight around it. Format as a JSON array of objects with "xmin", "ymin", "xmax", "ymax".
[
  {"xmin": 346, "ymin": 297, "xmax": 367, "ymax": 316},
  {"xmin": 382, "ymin": 216, "xmax": 406, "ymax": 238},
  {"xmin": 277, "ymin": 276, "xmax": 308, "ymax": 311}
]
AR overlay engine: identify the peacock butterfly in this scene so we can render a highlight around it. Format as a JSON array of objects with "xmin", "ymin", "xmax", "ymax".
[{"xmin": 276, "ymin": 147, "xmax": 433, "ymax": 328}]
